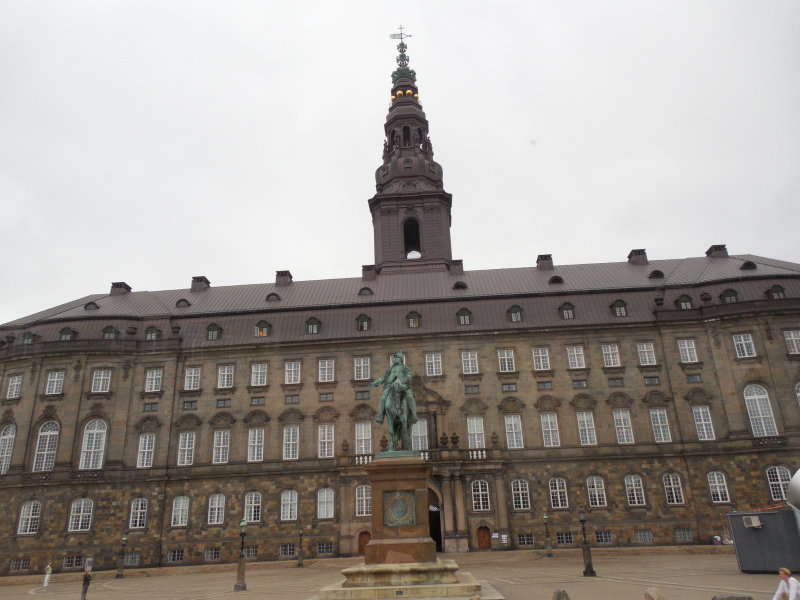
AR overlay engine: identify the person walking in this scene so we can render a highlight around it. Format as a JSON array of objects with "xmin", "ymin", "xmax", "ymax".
[
  {"xmin": 772, "ymin": 567, "xmax": 800, "ymax": 600},
  {"xmin": 43, "ymin": 562, "xmax": 52, "ymax": 587},
  {"xmin": 80, "ymin": 569, "xmax": 92, "ymax": 600}
]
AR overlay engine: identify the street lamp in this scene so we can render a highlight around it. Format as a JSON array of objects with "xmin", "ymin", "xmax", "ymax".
[
  {"xmin": 115, "ymin": 536, "xmax": 128, "ymax": 579},
  {"xmin": 234, "ymin": 518, "xmax": 247, "ymax": 591},
  {"xmin": 296, "ymin": 517, "xmax": 304, "ymax": 568},
  {"xmin": 543, "ymin": 513, "xmax": 553, "ymax": 557},
  {"xmin": 577, "ymin": 506, "xmax": 596, "ymax": 577}
]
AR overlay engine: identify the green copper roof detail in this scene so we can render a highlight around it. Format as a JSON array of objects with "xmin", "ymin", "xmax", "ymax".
[{"xmin": 391, "ymin": 40, "xmax": 416, "ymax": 84}]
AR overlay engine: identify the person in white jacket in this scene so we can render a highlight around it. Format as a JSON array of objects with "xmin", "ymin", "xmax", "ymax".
[{"xmin": 773, "ymin": 568, "xmax": 800, "ymax": 600}]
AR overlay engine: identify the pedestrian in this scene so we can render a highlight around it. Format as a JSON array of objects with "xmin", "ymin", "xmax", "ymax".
[
  {"xmin": 43, "ymin": 562, "xmax": 52, "ymax": 587},
  {"xmin": 80, "ymin": 569, "xmax": 92, "ymax": 600},
  {"xmin": 773, "ymin": 567, "xmax": 800, "ymax": 600}
]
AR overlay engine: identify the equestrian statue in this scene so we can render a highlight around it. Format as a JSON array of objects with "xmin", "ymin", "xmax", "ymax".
[{"xmin": 371, "ymin": 352, "xmax": 418, "ymax": 451}]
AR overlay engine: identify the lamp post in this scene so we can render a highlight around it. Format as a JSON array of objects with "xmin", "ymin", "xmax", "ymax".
[
  {"xmin": 115, "ymin": 536, "xmax": 128, "ymax": 579},
  {"xmin": 543, "ymin": 513, "xmax": 553, "ymax": 557},
  {"xmin": 233, "ymin": 518, "xmax": 247, "ymax": 591},
  {"xmin": 296, "ymin": 517, "xmax": 304, "ymax": 568},
  {"xmin": 577, "ymin": 506, "xmax": 596, "ymax": 577}
]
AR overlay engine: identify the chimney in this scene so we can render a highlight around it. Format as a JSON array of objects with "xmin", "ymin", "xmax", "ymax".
[
  {"xmin": 536, "ymin": 254, "xmax": 553, "ymax": 270},
  {"xmin": 627, "ymin": 249, "xmax": 648, "ymax": 265},
  {"xmin": 449, "ymin": 259, "xmax": 464, "ymax": 275},
  {"xmin": 705, "ymin": 244, "xmax": 728, "ymax": 258},
  {"xmin": 361, "ymin": 265, "xmax": 377, "ymax": 281},
  {"xmin": 276, "ymin": 270, "xmax": 293, "ymax": 286},
  {"xmin": 191, "ymin": 276, "xmax": 211, "ymax": 292},
  {"xmin": 110, "ymin": 282, "xmax": 132, "ymax": 295}
]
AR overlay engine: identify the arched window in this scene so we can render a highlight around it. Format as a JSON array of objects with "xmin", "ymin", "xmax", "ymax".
[
  {"xmin": 306, "ymin": 318, "xmax": 321, "ymax": 334},
  {"xmin": 403, "ymin": 219, "xmax": 421, "ymax": 257},
  {"xmin": 0, "ymin": 424, "xmax": 15, "ymax": 474},
  {"xmin": 624, "ymin": 474, "xmax": 646, "ymax": 506},
  {"xmin": 720, "ymin": 289, "xmax": 738, "ymax": 304},
  {"xmin": 281, "ymin": 490, "xmax": 298, "ymax": 521},
  {"xmin": 453, "ymin": 281, "xmax": 468, "ymax": 290},
  {"xmin": 740, "ymin": 261, "xmax": 757, "ymax": 270},
  {"xmin": 549, "ymin": 477, "xmax": 568, "ymax": 509},
  {"xmin": 102, "ymin": 326, "xmax": 118, "ymax": 340},
  {"xmin": 767, "ymin": 285, "xmax": 786, "ymax": 300},
  {"xmin": 254, "ymin": 320, "xmax": 271, "ymax": 337},
  {"xmin": 648, "ymin": 270, "xmax": 664, "ymax": 279},
  {"xmin": 471, "ymin": 480, "xmax": 490, "ymax": 511},
  {"xmin": 743, "ymin": 384, "xmax": 778, "ymax": 437},
  {"xmin": 245, "ymin": 491, "xmax": 262, "ymax": 522},
  {"xmin": 68, "ymin": 498, "xmax": 93, "ymax": 532},
  {"xmin": 355, "ymin": 485, "xmax": 372, "ymax": 517},
  {"xmin": 129, "ymin": 497, "xmax": 148, "ymax": 529},
  {"xmin": 207, "ymin": 493, "xmax": 225, "ymax": 525},
  {"xmin": 611, "ymin": 300, "xmax": 628, "ymax": 317},
  {"xmin": 511, "ymin": 479, "xmax": 530, "ymax": 510},
  {"xmin": 317, "ymin": 487, "xmax": 334, "ymax": 519},
  {"xmin": 175, "ymin": 299, "xmax": 191, "ymax": 308},
  {"xmin": 79, "ymin": 419, "xmax": 107, "ymax": 470},
  {"xmin": 707, "ymin": 472, "xmax": 730, "ymax": 503},
  {"xmin": 206, "ymin": 324, "xmax": 222, "ymax": 341},
  {"xmin": 33, "ymin": 422, "xmax": 59, "ymax": 472},
  {"xmin": 356, "ymin": 315, "xmax": 371, "ymax": 332},
  {"xmin": 457, "ymin": 308, "xmax": 472, "ymax": 325},
  {"xmin": 559, "ymin": 302, "xmax": 574, "ymax": 320},
  {"xmin": 145, "ymin": 326, "xmax": 161, "ymax": 341},
  {"xmin": 663, "ymin": 473, "xmax": 684, "ymax": 505},
  {"xmin": 266, "ymin": 292, "xmax": 281, "ymax": 302},
  {"xmin": 171, "ymin": 496, "xmax": 189, "ymax": 527},
  {"xmin": 17, "ymin": 500, "xmax": 42, "ymax": 535},
  {"xmin": 358, "ymin": 287, "xmax": 373, "ymax": 296},
  {"xmin": 507, "ymin": 305, "xmax": 523, "ymax": 323},
  {"xmin": 586, "ymin": 476, "xmax": 607, "ymax": 507},
  {"xmin": 406, "ymin": 311, "xmax": 421, "ymax": 328},
  {"xmin": 766, "ymin": 466, "xmax": 791, "ymax": 501},
  {"xmin": 549, "ymin": 275, "xmax": 564, "ymax": 285},
  {"xmin": 676, "ymin": 296, "xmax": 693, "ymax": 310},
  {"xmin": 84, "ymin": 301, "xmax": 99, "ymax": 310}
]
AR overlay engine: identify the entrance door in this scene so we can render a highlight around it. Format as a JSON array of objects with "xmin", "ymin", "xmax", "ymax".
[
  {"xmin": 477, "ymin": 526, "xmax": 491, "ymax": 550},
  {"xmin": 428, "ymin": 505, "xmax": 442, "ymax": 551},
  {"xmin": 357, "ymin": 531, "xmax": 371, "ymax": 556}
]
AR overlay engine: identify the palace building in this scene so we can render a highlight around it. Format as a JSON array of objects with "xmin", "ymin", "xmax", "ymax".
[{"xmin": 1, "ymin": 41, "xmax": 799, "ymax": 575}]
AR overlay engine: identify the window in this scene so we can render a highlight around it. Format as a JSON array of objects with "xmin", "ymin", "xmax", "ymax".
[
  {"xmin": 461, "ymin": 351, "xmax": 479, "ymax": 374},
  {"xmin": 644, "ymin": 376, "xmax": 660, "ymax": 386},
  {"xmin": 508, "ymin": 306, "xmax": 523, "ymax": 322},
  {"xmin": 245, "ymin": 491, "xmax": 262, "ymax": 522},
  {"xmin": 45, "ymin": 371, "xmax": 64, "ymax": 395},
  {"xmin": 566, "ymin": 346, "xmax": 585, "ymax": 369},
  {"xmin": 207, "ymin": 493, "xmax": 225, "ymax": 525},
  {"xmin": 216, "ymin": 399, "xmax": 231, "ymax": 408},
  {"xmin": 90, "ymin": 369, "xmax": 111, "ymax": 393},
  {"xmin": 251, "ymin": 363, "xmax": 267, "ymax": 386},
  {"xmin": 354, "ymin": 356, "xmax": 370, "ymax": 380},
  {"xmin": 611, "ymin": 300, "xmax": 628, "ymax": 317},
  {"xmin": 608, "ymin": 377, "xmax": 624, "ymax": 387},
  {"xmin": 457, "ymin": 309, "xmax": 472, "ymax": 325},
  {"xmin": 212, "ymin": 430, "xmax": 230, "ymax": 464},
  {"xmin": 541, "ymin": 413, "xmax": 560, "ymax": 447},
  {"xmin": 22, "ymin": 332, "xmax": 35, "ymax": 345},
  {"xmin": 145, "ymin": 327, "xmax": 159, "ymax": 341},
  {"xmin": 145, "ymin": 368, "xmax": 162, "ymax": 392},
  {"xmin": 744, "ymin": 384, "xmax": 778, "ymax": 437},
  {"xmin": 184, "ymin": 367, "xmax": 201, "ymax": 390},
  {"xmin": 733, "ymin": 333, "xmax": 756, "ymax": 358},
  {"xmin": 60, "ymin": 328, "xmax": 74, "ymax": 341},
  {"xmin": 518, "ymin": 533, "xmax": 535, "ymax": 547},
  {"xmin": 634, "ymin": 529, "xmax": 653, "ymax": 543},
  {"xmin": 556, "ymin": 532, "xmax": 574, "ymax": 545},
  {"xmin": 355, "ymin": 391, "xmax": 370, "ymax": 400},
  {"xmin": 303, "ymin": 488, "xmax": 331, "ymax": 524},
  {"xmin": 177, "ymin": 431, "xmax": 195, "ymax": 466},
  {"xmin": 167, "ymin": 549, "xmax": 184, "ymax": 563},
  {"xmin": 317, "ymin": 541, "xmax": 334, "ymax": 556},
  {"xmin": 692, "ymin": 405, "xmax": 715, "ymax": 441},
  {"xmin": 624, "ymin": 474, "xmax": 646, "ymax": 506},
  {"xmin": 425, "ymin": 352, "xmax": 442, "ymax": 376},
  {"xmin": 707, "ymin": 471, "xmax": 730, "ymax": 503},
  {"xmin": 78, "ymin": 419, "xmax": 107, "ymax": 470},
  {"xmin": 355, "ymin": 422, "xmax": 372, "ymax": 455},
  {"xmin": 204, "ymin": 547, "xmax": 221, "ymax": 562},
  {"xmin": 549, "ymin": 477, "xmax": 568, "ymax": 509},
  {"xmin": 306, "ymin": 318, "xmax": 320, "ymax": 334},
  {"xmin": 10, "ymin": 558, "xmax": 31, "ymax": 572},
  {"xmin": 318, "ymin": 359, "xmax": 335, "ymax": 382},
  {"xmin": 687, "ymin": 373, "xmax": 702, "ymax": 383},
  {"xmin": 63, "ymin": 555, "xmax": 85, "ymax": 569},
  {"xmin": 650, "ymin": 409, "xmax": 671, "ymax": 442},
  {"xmin": 171, "ymin": 496, "xmax": 189, "ymax": 527},
  {"xmin": 504, "ymin": 414, "xmax": 524, "ymax": 449},
  {"xmin": 465, "ymin": 384, "xmax": 480, "ymax": 394},
  {"xmin": 537, "ymin": 381, "xmax": 553, "ymax": 391},
  {"xmin": 587, "ymin": 476, "xmax": 607, "ymax": 507},
  {"xmin": 17, "ymin": 500, "xmax": 41, "ymax": 535},
  {"xmin": 283, "ymin": 425, "xmax": 299, "ymax": 460},
  {"xmin": 217, "ymin": 365, "xmax": 234, "ymax": 389},
  {"xmin": 560, "ymin": 303, "xmax": 575, "ymax": 319},
  {"xmin": 471, "ymin": 480, "xmax": 490, "ymax": 511},
  {"xmin": 182, "ymin": 400, "xmax": 197, "ymax": 410},
  {"xmin": 355, "ymin": 485, "xmax": 371, "ymax": 517},
  {"xmin": 596, "ymin": 531, "xmax": 613, "ymax": 544},
  {"xmin": 206, "ymin": 325, "xmax": 221, "ymax": 341},
  {"xmin": 33, "ymin": 422, "xmax": 59, "ymax": 472},
  {"xmin": 411, "ymin": 418, "xmax": 429, "ymax": 450},
  {"xmin": 613, "ymin": 409, "xmax": 634, "ymax": 444},
  {"xmin": 285, "ymin": 394, "xmax": 299, "ymax": 404},
  {"xmin": 637, "ymin": 342, "xmax": 656, "ymax": 366},
  {"xmin": 0, "ymin": 424, "xmax": 16, "ymax": 474},
  {"xmin": 6, "ymin": 374, "xmax": 22, "ymax": 399},
  {"xmin": 124, "ymin": 551, "xmax": 142, "ymax": 566},
  {"xmin": 102, "ymin": 327, "xmax": 118, "ymax": 340},
  {"xmin": 497, "ymin": 349, "xmax": 515, "ymax": 373},
  {"xmin": 68, "ymin": 498, "xmax": 93, "ymax": 532},
  {"xmin": 678, "ymin": 339, "xmax": 698, "ymax": 363},
  {"xmin": 254, "ymin": 321, "xmax": 270, "ymax": 337},
  {"xmin": 767, "ymin": 466, "xmax": 791, "ymax": 501},
  {"xmin": 677, "ymin": 296, "xmax": 693, "ymax": 310},
  {"xmin": 511, "ymin": 479, "xmax": 531, "ymax": 510},
  {"xmin": 407, "ymin": 312, "xmax": 421, "ymax": 328},
  {"xmin": 572, "ymin": 379, "xmax": 588, "ymax": 389},
  {"xmin": 784, "ymin": 331, "xmax": 800, "ymax": 354},
  {"xmin": 502, "ymin": 383, "xmax": 517, "ymax": 392},
  {"xmin": 248, "ymin": 427, "xmax": 264, "ymax": 462},
  {"xmin": 577, "ymin": 411, "xmax": 597, "ymax": 445},
  {"xmin": 144, "ymin": 402, "xmax": 157, "ymax": 412},
  {"xmin": 663, "ymin": 473, "xmax": 685, "ymax": 504},
  {"xmin": 356, "ymin": 315, "xmax": 371, "ymax": 331},
  {"xmin": 721, "ymin": 289, "xmax": 738, "ymax": 304},
  {"xmin": 133, "ymin": 432, "xmax": 156, "ymax": 472},
  {"xmin": 129, "ymin": 498, "xmax": 148, "ymax": 529},
  {"xmin": 285, "ymin": 361, "xmax": 301, "ymax": 385},
  {"xmin": 251, "ymin": 396, "xmax": 265, "ymax": 406},
  {"xmin": 279, "ymin": 544, "xmax": 297, "ymax": 558},
  {"xmin": 675, "ymin": 528, "xmax": 693, "ymax": 543},
  {"xmin": 601, "ymin": 344, "xmax": 620, "ymax": 367},
  {"xmin": 533, "ymin": 347, "xmax": 550, "ymax": 371},
  {"xmin": 466, "ymin": 416, "xmax": 485, "ymax": 449}
]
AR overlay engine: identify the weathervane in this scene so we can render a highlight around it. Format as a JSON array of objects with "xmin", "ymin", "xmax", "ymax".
[{"xmin": 389, "ymin": 25, "xmax": 416, "ymax": 84}]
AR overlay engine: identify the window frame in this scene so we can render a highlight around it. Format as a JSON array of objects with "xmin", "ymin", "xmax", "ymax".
[
  {"xmin": 471, "ymin": 480, "xmax": 490, "ymax": 511},
  {"xmin": 425, "ymin": 352, "xmax": 443, "ymax": 377},
  {"xmin": 692, "ymin": 405, "xmax": 715, "ymax": 441},
  {"xmin": 90, "ymin": 369, "xmax": 112, "ymax": 393},
  {"xmin": 497, "ymin": 349, "xmax": 516, "ymax": 373},
  {"xmin": 129, "ymin": 497, "xmax": 148, "ymax": 529},
  {"xmin": 732, "ymin": 333, "xmax": 757, "ymax": 359},
  {"xmin": 207, "ymin": 493, "xmax": 225, "ymax": 525},
  {"xmin": 68, "ymin": 498, "xmax": 94, "ymax": 532},
  {"xmin": 355, "ymin": 485, "xmax": 372, "ymax": 517},
  {"xmin": 283, "ymin": 425, "xmax": 299, "ymax": 460},
  {"xmin": 650, "ymin": 408, "xmax": 672, "ymax": 443},
  {"xmin": 601, "ymin": 344, "xmax": 621, "ymax": 367},
  {"xmin": 284, "ymin": 361, "xmax": 301, "ymax": 385},
  {"xmin": 533, "ymin": 347, "xmax": 550, "ymax": 371},
  {"xmin": 466, "ymin": 416, "xmax": 485, "ymax": 449},
  {"xmin": 612, "ymin": 408, "xmax": 634, "ymax": 444},
  {"xmin": 566, "ymin": 345, "xmax": 585, "ymax": 369},
  {"xmin": 461, "ymin": 351, "xmax": 479, "ymax": 374},
  {"xmin": 549, "ymin": 477, "xmax": 568, "ymax": 509},
  {"xmin": 504, "ymin": 414, "xmax": 524, "ymax": 449},
  {"xmin": 636, "ymin": 342, "xmax": 657, "ymax": 366},
  {"xmin": 136, "ymin": 432, "xmax": 155, "ymax": 468},
  {"xmin": 576, "ymin": 411, "xmax": 597, "ymax": 446}
]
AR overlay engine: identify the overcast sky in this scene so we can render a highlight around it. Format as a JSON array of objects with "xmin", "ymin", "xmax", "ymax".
[{"xmin": 1, "ymin": 1, "xmax": 798, "ymax": 326}]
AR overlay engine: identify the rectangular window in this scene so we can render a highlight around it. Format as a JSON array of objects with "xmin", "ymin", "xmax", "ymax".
[
  {"xmin": 692, "ymin": 405, "xmax": 715, "ymax": 440},
  {"xmin": 319, "ymin": 392, "xmax": 334, "ymax": 402},
  {"xmin": 279, "ymin": 544, "xmax": 297, "ymax": 558},
  {"xmin": 785, "ymin": 330, "xmax": 800, "ymax": 354},
  {"xmin": 541, "ymin": 412, "xmax": 560, "ymax": 447},
  {"xmin": 566, "ymin": 346, "xmax": 585, "ymax": 369},
  {"xmin": 6, "ymin": 374, "xmax": 22, "ymax": 399},
  {"xmin": 182, "ymin": 400, "xmax": 197, "ymax": 410},
  {"xmin": 733, "ymin": 333, "xmax": 756, "ymax": 358},
  {"xmin": 537, "ymin": 381, "xmax": 553, "ymax": 391},
  {"xmin": 504, "ymin": 414, "xmax": 524, "ymax": 449},
  {"xmin": 466, "ymin": 416, "xmax": 485, "ymax": 449},
  {"xmin": 353, "ymin": 357, "xmax": 370, "ymax": 380},
  {"xmin": 137, "ymin": 433, "xmax": 155, "ymax": 468},
  {"xmin": 318, "ymin": 423, "xmax": 334, "ymax": 458},
  {"xmin": 285, "ymin": 394, "xmax": 299, "ymax": 404},
  {"xmin": 204, "ymin": 547, "xmax": 221, "ymax": 562},
  {"xmin": 317, "ymin": 541, "xmax": 334, "ymax": 556},
  {"xmin": 217, "ymin": 365, "xmax": 234, "ymax": 388},
  {"xmin": 212, "ymin": 430, "xmax": 229, "ymax": 464},
  {"xmin": 595, "ymin": 531, "xmax": 613, "ymax": 544},
  {"xmin": 144, "ymin": 368, "xmax": 162, "ymax": 393},
  {"xmin": 745, "ymin": 396, "xmax": 778, "ymax": 437},
  {"xmin": 613, "ymin": 409, "xmax": 634, "ymax": 444},
  {"xmin": 248, "ymin": 427, "xmax": 264, "ymax": 462},
  {"xmin": 502, "ymin": 383, "xmax": 517, "ymax": 392},
  {"xmin": 184, "ymin": 367, "xmax": 201, "ymax": 390},
  {"xmin": 177, "ymin": 431, "xmax": 195, "ymax": 466},
  {"xmin": 634, "ymin": 529, "xmax": 654, "ymax": 543},
  {"xmin": 167, "ymin": 549, "xmax": 184, "ymax": 563},
  {"xmin": 143, "ymin": 402, "xmax": 157, "ymax": 412},
  {"xmin": 465, "ymin": 384, "xmax": 480, "ymax": 394},
  {"xmin": 355, "ymin": 390, "xmax": 370, "ymax": 400},
  {"xmin": 123, "ymin": 551, "xmax": 142, "ymax": 566},
  {"xmin": 687, "ymin": 373, "xmax": 702, "ymax": 383},
  {"xmin": 283, "ymin": 425, "xmax": 299, "ymax": 460},
  {"xmin": 644, "ymin": 376, "xmax": 660, "ymax": 386},
  {"xmin": 674, "ymin": 528, "xmax": 693, "ymax": 543},
  {"xmin": 10, "ymin": 558, "xmax": 31, "ymax": 573},
  {"xmin": 243, "ymin": 545, "xmax": 258, "ymax": 559},
  {"xmin": 650, "ymin": 408, "xmax": 672, "ymax": 442},
  {"xmin": 497, "ymin": 349, "xmax": 516, "ymax": 373},
  {"xmin": 556, "ymin": 532, "xmax": 574, "ymax": 545},
  {"xmin": 250, "ymin": 396, "xmax": 265, "ymax": 406},
  {"xmin": 90, "ymin": 369, "xmax": 111, "ymax": 393},
  {"xmin": 355, "ymin": 421, "xmax": 372, "ymax": 455},
  {"xmin": 63, "ymin": 555, "xmax": 85, "ymax": 569},
  {"xmin": 251, "ymin": 363, "xmax": 267, "ymax": 386},
  {"xmin": 216, "ymin": 399, "xmax": 231, "ymax": 408},
  {"xmin": 411, "ymin": 418, "xmax": 428, "ymax": 451},
  {"xmin": 533, "ymin": 347, "xmax": 550, "ymax": 371},
  {"xmin": 637, "ymin": 342, "xmax": 656, "ymax": 366},
  {"xmin": 608, "ymin": 377, "xmax": 624, "ymax": 387},
  {"xmin": 601, "ymin": 344, "xmax": 621, "ymax": 367},
  {"xmin": 425, "ymin": 352, "xmax": 443, "ymax": 376},
  {"xmin": 45, "ymin": 371, "xmax": 65, "ymax": 395},
  {"xmin": 518, "ymin": 533, "xmax": 535, "ymax": 547},
  {"xmin": 572, "ymin": 379, "xmax": 588, "ymax": 389},
  {"xmin": 461, "ymin": 351, "xmax": 479, "ymax": 374},
  {"xmin": 678, "ymin": 339, "xmax": 698, "ymax": 363},
  {"xmin": 318, "ymin": 359, "xmax": 335, "ymax": 382},
  {"xmin": 284, "ymin": 361, "xmax": 301, "ymax": 384},
  {"xmin": 577, "ymin": 411, "xmax": 597, "ymax": 445}
]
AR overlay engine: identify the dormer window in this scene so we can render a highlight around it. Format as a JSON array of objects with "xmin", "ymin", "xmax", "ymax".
[
  {"xmin": 22, "ymin": 332, "xmax": 35, "ymax": 345},
  {"xmin": 677, "ymin": 296, "xmax": 693, "ymax": 310},
  {"xmin": 740, "ymin": 261, "xmax": 757, "ymax": 270},
  {"xmin": 102, "ymin": 326, "xmax": 118, "ymax": 340},
  {"xmin": 306, "ymin": 318, "xmax": 321, "ymax": 334},
  {"xmin": 356, "ymin": 315, "xmax": 371, "ymax": 332},
  {"xmin": 206, "ymin": 324, "xmax": 222, "ymax": 340},
  {"xmin": 720, "ymin": 289, "xmax": 738, "ymax": 304},
  {"xmin": 507, "ymin": 306, "xmax": 523, "ymax": 323},
  {"xmin": 559, "ymin": 302, "xmax": 575, "ymax": 320},
  {"xmin": 358, "ymin": 287, "xmax": 374, "ymax": 296},
  {"xmin": 145, "ymin": 327, "xmax": 161, "ymax": 341},
  {"xmin": 176, "ymin": 299, "xmax": 191, "ymax": 308},
  {"xmin": 453, "ymin": 281, "xmax": 468, "ymax": 290},
  {"xmin": 457, "ymin": 308, "xmax": 472, "ymax": 325},
  {"xmin": 84, "ymin": 301, "xmax": 99, "ymax": 311},
  {"xmin": 549, "ymin": 276, "xmax": 564, "ymax": 285},
  {"xmin": 648, "ymin": 270, "xmax": 664, "ymax": 280},
  {"xmin": 611, "ymin": 300, "xmax": 628, "ymax": 317},
  {"xmin": 406, "ymin": 312, "xmax": 421, "ymax": 328},
  {"xmin": 266, "ymin": 293, "xmax": 281, "ymax": 302},
  {"xmin": 767, "ymin": 285, "xmax": 785, "ymax": 300},
  {"xmin": 59, "ymin": 328, "xmax": 75, "ymax": 341},
  {"xmin": 254, "ymin": 321, "xmax": 271, "ymax": 337}
]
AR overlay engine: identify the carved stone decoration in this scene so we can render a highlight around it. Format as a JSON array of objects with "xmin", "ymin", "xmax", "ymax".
[
  {"xmin": 684, "ymin": 388, "xmax": 713, "ymax": 406},
  {"xmin": 606, "ymin": 393, "xmax": 634, "ymax": 409},
  {"xmin": 134, "ymin": 416, "xmax": 162, "ymax": 433},
  {"xmin": 498, "ymin": 396, "xmax": 524, "ymax": 414},
  {"xmin": 350, "ymin": 403, "xmax": 375, "ymax": 421},
  {"xmin": 641, "ymin": 391, "xmax": 670, "ymax": 407},
  {"xmin": 569, "ymin": 394, "xmax": 597, "ymax": 411},
  {"xmin": 209, "ymin": 412, "xmax": 236, "ymax": 429},
  {"xmin": 73, "ymin": 359, "xmax": 82, "ymax": 382},
  {"xmin": 30, "ymin": 360, "xmax": 38, "ymax": 375},
  {"xmin": 1, "ymin": 409, "xmax": 15, "ymax": 427},
  {"xmin": 122, "ymin": 361, "xmax": 133, "ymax": 381},
  {"xmin": 761, "ymin": 318, "xmax": 774, "ymax": 341},
  {"xmin": 175, "ymin": 414, "xmax": 202, "ymax": 431},
  {"xmin": 85, "ymin": 402, "xmax": 106, "ymax": 420},
  {"xmin": 41, "ymin": 405, "xmax": 57, "ymax": 419},
  {"xmin": 243, "ymin": 410, "xmax": 270, "ymax": 426},
  {"xmin": 460, "ymin": 398, "xmax": 488, "ymax": 416},
  {"xmin": 314, "ymin": 406, "xmax": 339, "ymax": 423},
  {"xmin": 707, "ymin": 320, "xmax": 721, "ymax": 348},
  {"xmin": 277, "ymin": 407, "xmax": 305, "ymax": 424},
  {"xmin": 534, "ymin": 396, "xmax": 562, "ymax": 411},
  {"xmin": 439, "ymin": 433, "xmax": 449, "ymax": 448}
]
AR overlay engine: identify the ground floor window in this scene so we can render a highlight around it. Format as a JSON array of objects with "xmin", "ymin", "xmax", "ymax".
[
  {"xmin": 317, "ymin": 541, "xmax": 334, "ymax": 556},
  {"xmin": 634, "ymin": 529, "xmax": 654, "ymax": 543},
  {"xmin": 204, "ymin": 547, "xmax": 221, "ymax": 561},
  {"xmin": 243, "ymin": 545, "xmax": 258, "ymax": 559},
  {"xmin": 595, "ymin": 530, "xmax": 613, "ymax": 544},
  {"xmin": 279, "ymin": 543, "xmax": 297, "ymax": 558},
  {"xmin": 555, "ymin": 531, "xmax": 574, "ymax": 545},
  {"xmin": 674, "ymin": 528, "xmax": 693, "ymax": 543},
  {"xmin": 62, "ymin": 555, "xmax": 85, "ymax": 570},
  {"xmin": 167, "ymin": 549, "xmax": 184, "ymax": 563},
  {"xmin": 10, "ymin": 558, "xmax": 30, "ymax": 572},
  {"xmin": 517, "ymin": 533, "xmax": 535, "ymax": 547},
  {"xmin": 124, "ymin": 551, "xmax": 142, "ymax": 566}
]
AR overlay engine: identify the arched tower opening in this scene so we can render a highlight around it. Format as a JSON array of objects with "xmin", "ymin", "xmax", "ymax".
[{"xmin": 403, "ymin": 219, "xmax": 421, "ymax": 257}]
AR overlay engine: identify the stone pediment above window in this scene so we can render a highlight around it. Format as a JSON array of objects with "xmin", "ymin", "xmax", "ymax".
[
  {"xmin": 496, "ymin": 371, "xmax": 520, "ymax": 381},
  {"xmin": 534, "ymin": 396, "xmax": 561, "ymax": 411},
  {"xmin": 278, "ymin": 407, "xmax": 305, "ymax": 424},
  {"xmin": 637, "ymin": 364, "xmax": 662, "ymax": 373},
  {"xmin": 641, "ymin": 391, "xmax": 670, "ymax": 407},
  {"xmin": 678, "ymin": 362, "xmax": 704, "ymax": 371},
  {"xmin": 175, "ymin": 414, "xmax": 201, "ymax": 431},
  {"xmin": 314, "ymin": 406, "xmax": 340, "ymax": 423},
  {"xmin": 498, "ymin": 397, "xmax": 524, "ymax": 414},
  {"xmin": 350, "ymin": 403, "xmax": 375, "ymax": 421},
  {"xmin": 135, "ymin": 416, "xmax": 162, "ymax": 433},
  {"xmin": 566, "ymin": 368, "xmax": 590, "ymax": 378},
  {"xmin": 459, "ymin": 373, "xmax": 483, "ymax": 382},
  {"xmin": 684, "ymin": 388, "xmax": 713, "ymax": 406},
  {"xmin": 461, "ymin": 398, "xmax": 488, "ymax": 416},
  {"xmin": 602, "ymin": 366, "xmax": 626, "ymax": 375},
  {"xmin": 243, "ymin": 410, "xmax": 270, "ymax": 426},
  {"xmin": 569, "ymin": 394, "xmax": 596, "ymax": 411},
  {"xmin": 606, "ymin": 393, "xmax": 633, "ymax": 409},
  {"xmin": 209, "ymin": 412, "xmax": 235, "ymax": 429}
]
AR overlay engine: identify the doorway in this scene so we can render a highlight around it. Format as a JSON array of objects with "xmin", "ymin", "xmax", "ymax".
[
  {"xmin": 477, "ymin": 526, "xmax": 491, "ymax": 550},
  {"xmin": 357, "ymin": 531, "xmax": 371, "ymax": 556}
]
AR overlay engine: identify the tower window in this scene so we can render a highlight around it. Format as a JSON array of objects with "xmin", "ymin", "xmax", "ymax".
[{"xmin": 403, "ymin": 219, "xmax": 421, "ymax": 257}]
